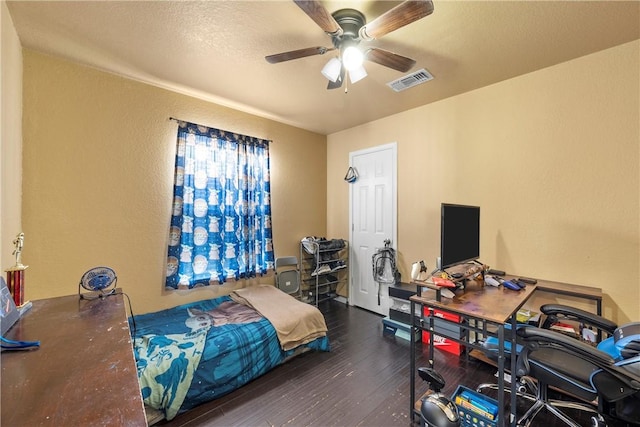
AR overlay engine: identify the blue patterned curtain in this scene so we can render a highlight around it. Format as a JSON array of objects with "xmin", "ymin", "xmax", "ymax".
[{"xmin": 166, "ymin": 121, "xmax": 274, "ymax": 290}]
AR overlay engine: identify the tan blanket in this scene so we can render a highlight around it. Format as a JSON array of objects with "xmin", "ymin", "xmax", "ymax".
[{"xmin": 230, "ymin": 285, "xmax": 328, "ymax": 351}]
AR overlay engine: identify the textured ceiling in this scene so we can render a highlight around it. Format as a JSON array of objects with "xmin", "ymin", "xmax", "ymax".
[{"xmin": 7, "ymin": 1, "xmax": 640, "ymax": 135}]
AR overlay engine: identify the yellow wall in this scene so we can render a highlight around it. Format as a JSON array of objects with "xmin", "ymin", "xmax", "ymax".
[
  {"xmin": 1, "ymin": 1, "xmax": 23, "ymax": 270},
  {"xmin": 327, "ymin": 41, "xmax": 639, "ymax": 324},
  {"xmin": 13, "ymin": 40, "xmax": 640, "ymax": 323},
  {"xmin": 21, "ymin": 50, "xmax": 327, "ymax": 315}
]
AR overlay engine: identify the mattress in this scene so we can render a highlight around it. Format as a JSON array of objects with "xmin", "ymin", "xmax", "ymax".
[{"xmin": 130, "ymin": 293, "xmax": 330, "ymax": 420}]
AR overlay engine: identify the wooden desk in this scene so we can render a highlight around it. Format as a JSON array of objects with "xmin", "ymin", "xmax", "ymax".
[
  {"xmin": 530, "ymin": 278, "xmax": 602, "ymax": 315},
  {"xmin": 1, "ymin": 293, "xmax": 147, "ymax": 426},
  {"xmin": 410, "ymin": 281, "xmax": 537, "ymax": 427},
  {"xmin": 414, "ymin": 279, "xmax": 537, "ymax": 324}
]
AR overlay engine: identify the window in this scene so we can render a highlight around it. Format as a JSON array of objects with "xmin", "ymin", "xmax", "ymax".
[{"xmin": 166, "ymin": 121, "xmax": 274, "ymax": 290}]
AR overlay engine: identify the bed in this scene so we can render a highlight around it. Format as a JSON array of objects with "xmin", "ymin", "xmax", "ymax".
[{"xmin": 130, "ymin": 285, "xmax": 330, "ymax": 421}]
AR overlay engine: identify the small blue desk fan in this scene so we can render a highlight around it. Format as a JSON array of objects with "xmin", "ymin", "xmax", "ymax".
[{"xmin": 78, "ymin": 267, "xmax": 117, "ymax": 300}]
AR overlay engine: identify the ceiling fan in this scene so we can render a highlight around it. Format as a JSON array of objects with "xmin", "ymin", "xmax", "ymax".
[{"xmin": 265, "ymin": 0, "xmax": 434, "ymax": 90}]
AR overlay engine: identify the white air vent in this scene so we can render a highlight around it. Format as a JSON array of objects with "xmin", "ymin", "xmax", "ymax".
[{"xmin": 387, "ymin": 68, "xmax": 434, "ymax": 92}]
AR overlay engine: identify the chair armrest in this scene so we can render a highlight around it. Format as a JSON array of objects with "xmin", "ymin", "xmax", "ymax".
[
  {"xmin": 517, "ymin": 326, "xmax": 615, "ymax": 365},
  {"xmin": 540, "ymin": 304, "xmax": 617, "ymax": 335}
]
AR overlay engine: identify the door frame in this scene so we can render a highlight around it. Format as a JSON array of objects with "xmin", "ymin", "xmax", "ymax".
[{"xmin": 348, "ymin": 142, "xmax": 398, "ymax": 308}]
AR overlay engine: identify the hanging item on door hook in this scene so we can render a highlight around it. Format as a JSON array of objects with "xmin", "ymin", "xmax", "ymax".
[
  {"xmin": 372, "ymin": 239, "xmax": 398, "ymax": 305},
  {"xmin": 344, "ymin": 166, "xmax": 358, "ymax": 183}
]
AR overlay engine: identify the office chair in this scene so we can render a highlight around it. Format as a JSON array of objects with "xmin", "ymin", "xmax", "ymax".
[{"xmin": 515, "ymin": 305, "xmax": 640, "ymax": 427}]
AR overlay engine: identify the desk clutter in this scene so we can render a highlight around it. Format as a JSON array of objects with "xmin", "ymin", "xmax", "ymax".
[
  {"xmin": 417, "ymin": 261, "xmax": 540, "ymax": 299},
  {"xmin": 419, "ymin": 261, "xmax": 491, "ymax": 297},
  {"xmin": 433, "ymin": 262, "xmax": 486, "ymax": 288}
]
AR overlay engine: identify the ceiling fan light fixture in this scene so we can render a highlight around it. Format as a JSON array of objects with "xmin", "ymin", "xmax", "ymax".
[
  {"xmin": 342, "ymin": 46, "xmax": 364, "ymax": 71},
  {"xmin": 349, "ymin": 65, "xmax": 367, "ymax": 84},
  {"xmin": 321, "ymin": 57, "xmax": 342, "ymax": 82}
]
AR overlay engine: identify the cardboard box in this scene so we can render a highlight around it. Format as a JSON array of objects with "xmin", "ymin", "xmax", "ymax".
[{"xmin": 422, "ymin": 308, "xmax": 465, "ymax": 355}]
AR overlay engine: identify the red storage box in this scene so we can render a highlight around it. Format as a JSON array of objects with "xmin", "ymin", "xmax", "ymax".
[{"xmin": 422, "ymin": 308, "xmax": 464, "ymax": 355}]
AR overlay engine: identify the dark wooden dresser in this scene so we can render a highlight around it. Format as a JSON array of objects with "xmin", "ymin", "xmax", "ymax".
[{"xmin": 1, "ymin": 292, "xmax": 147, "ymax": 426}]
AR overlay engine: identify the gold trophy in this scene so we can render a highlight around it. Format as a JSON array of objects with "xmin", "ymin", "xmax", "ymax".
[{"xmin": 5, "ymin": 232, "xmax": 28, "ymax": 307}]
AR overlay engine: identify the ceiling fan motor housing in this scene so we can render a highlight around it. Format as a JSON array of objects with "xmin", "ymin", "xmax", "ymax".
[{"xmin": 330, "ymin": 9, "xmax": 366, "ymax": 49}]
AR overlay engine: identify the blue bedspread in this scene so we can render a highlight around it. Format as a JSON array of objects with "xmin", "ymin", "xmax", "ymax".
[{"xmin": 130, "ymin": 296, "xmax": 330, "ymax": 419}]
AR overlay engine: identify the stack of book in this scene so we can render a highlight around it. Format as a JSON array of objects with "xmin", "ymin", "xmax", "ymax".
[{"xmin": 451, "ymin": 385, "xmax": 499, "ymax": 427}]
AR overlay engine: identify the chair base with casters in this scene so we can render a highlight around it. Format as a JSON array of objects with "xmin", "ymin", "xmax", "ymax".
[
  {"xmin": 516, "ymin": 326, "xmax": 640, "ymax": 427},
  {"xmin": 477, "ymin": 375, "xmax": 602, "ymax": 427},
  {"xmin": 516, "ymin": 376, "xmax": 603, "ymax": 427}
]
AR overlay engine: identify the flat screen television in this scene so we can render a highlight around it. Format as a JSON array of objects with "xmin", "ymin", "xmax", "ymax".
[{"xmin": 440, "ymin": 203, "xmax": 480, "ymax": 269}]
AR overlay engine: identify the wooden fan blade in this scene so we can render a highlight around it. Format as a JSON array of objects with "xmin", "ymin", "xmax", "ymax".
[
  {"xmin": 327, "ymin": 66, "xmax": 345, "ymax": 90},
  {"xmin": 265, "ymin": 46, "xmax": 335, "ymax": 64},
  {"xmin": 294, "ymin": 0, "xmax": 343, "ymax": 36},
  {"xmin": 360, "ymin": 0, "xmax": 434, "ymax": 41},
  {"xmin": 365, "ymin": 48, "xmax": 416, "ymax": 73}
]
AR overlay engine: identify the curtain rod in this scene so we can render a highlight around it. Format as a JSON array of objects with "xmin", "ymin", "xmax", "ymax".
[{"xmin": 168, "ymin": 117, "xmax": 272, "ymax": 143}]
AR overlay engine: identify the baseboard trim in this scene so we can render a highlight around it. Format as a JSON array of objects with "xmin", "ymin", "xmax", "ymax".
[{"xmin": 334, "ymin": 296, "xmax": 348, "ymax": 305}]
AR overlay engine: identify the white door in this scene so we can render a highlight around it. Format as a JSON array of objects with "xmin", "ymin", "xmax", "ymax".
[{"xmin": 349, "ymin": 143, "xmax": 397, "ymax": 315}]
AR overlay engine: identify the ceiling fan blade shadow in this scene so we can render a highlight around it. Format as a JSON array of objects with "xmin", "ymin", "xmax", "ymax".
[
  {"xmin": 294, "ymin": 0, "xmax": 343, "ymax": 36},
  {"xmin": 365, "ymin": 48, "xmax": 416, "ymax": 73},
  {"xmin": 360, "ymin": 0, "xmax": 434, "ymax": 41},
  {"xmin": 266, "ymin": 46, "xmax": 335, "ymax": 64},
  {"xmin": 327, "ymin": 66, "xmax": 345, "ymax": 90}
]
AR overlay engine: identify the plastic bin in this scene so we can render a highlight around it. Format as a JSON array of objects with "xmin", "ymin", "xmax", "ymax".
[{"xmin": 451, "ymin": 385, "xmax": 499, "ymax": 427}]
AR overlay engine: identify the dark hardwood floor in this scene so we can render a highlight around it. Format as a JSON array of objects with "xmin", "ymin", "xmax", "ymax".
[{"xmin": 159, "ymin": 300, "xmax": 595, "ymax": 427}]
